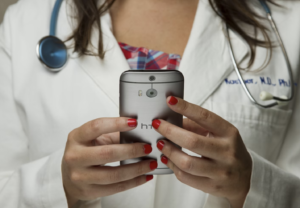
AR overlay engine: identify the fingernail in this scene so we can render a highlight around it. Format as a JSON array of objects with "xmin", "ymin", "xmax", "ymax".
[
  {"xmin": 157, "ymin": 141, "xmax": 165, "ymax": 151},
  {"xmin": 146, "ymin": 175, "xmax": 153, "ymax": 181},
  {"xmin": 168, "ymin": 96, "xmax": 178, "ymax": 105},
  {"xmin": 150, "ymin": 161, "xmax": 158, "ymax": 170},
  {"xmin": 152, "ymin": 119, "xmax": 161, "ymax": 129},
  {"xmin": 144, "ymin": 144, "xmax": 152, "ymax": 154},
  {"xmin": 128, "ymin": 119, "xmax": 137, "ymax": 127},
  {"xmin": 161, "ymin": 156, "xmax": 168, "ymax": 165}
]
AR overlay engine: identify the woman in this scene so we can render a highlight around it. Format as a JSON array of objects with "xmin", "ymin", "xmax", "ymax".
[{"xmin": 0, "ymin": 0, "xmax": 300, "ymax": 207}]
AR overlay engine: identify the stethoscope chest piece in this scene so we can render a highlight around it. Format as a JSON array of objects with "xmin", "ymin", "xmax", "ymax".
[{"xmin": 37, "ymin": 36, "xmax": 67, "ymax": 72}]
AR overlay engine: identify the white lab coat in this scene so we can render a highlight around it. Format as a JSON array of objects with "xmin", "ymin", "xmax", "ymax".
[{"xmin": 1, "ymin": 0, "xmax": 300, "ymax": 207}]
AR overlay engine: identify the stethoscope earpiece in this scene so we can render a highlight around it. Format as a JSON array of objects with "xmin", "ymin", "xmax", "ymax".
[
  {"xmin": 259, "ymin": 91, "xmax": 273, "ymax": 101},
  {"xmin": 259, "ymin": 91, "xmax": 289, "ymax": 106},
  {"xmin": 37, "ymin": 36, "xmax": 67, "ymax": 72}
]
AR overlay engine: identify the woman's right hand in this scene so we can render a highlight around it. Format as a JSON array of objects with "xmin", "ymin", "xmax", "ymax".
[{"xmin": 62, "ymin": 117, "xmax": 157, "ymax": 207}]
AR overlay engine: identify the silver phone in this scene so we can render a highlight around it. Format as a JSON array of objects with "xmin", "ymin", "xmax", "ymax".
[{"xmin": 119, "ymin": 70, "xmax": 184, "ymax": 175}]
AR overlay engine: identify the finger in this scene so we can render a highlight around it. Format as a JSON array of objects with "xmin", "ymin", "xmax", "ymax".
[
  {"xmin": 84, "ymin": 160, "xmax": 157, "ymax": 185},
  {"xmin": 157, "ymin": 140, "xmax": 218, "ymax": 177},
  {"xmin": 183, "ymin": 118, "xmax": 208, "ymax": 136},
  {"xmin": 152, "ymin": 119, "xmax": 225, "ymax": 159},
  {"xmin": 94, "ymin": 132, "xmax": 120, "ymax": 146},
  {"xmin": 167, "ymin": 96, "xmax": 232, "ymax": 136},
  {"xmin": 75, "ymin": 117, "xmax": 137, "ymax": 144},
  {"xmin": 74, "ymin": 143, "xmax": 153, "ymax": 166},
  {"xmin": 88, "ymin": 175, "xmax": 154, "ymax": 198},
  {"xmin": 161, "ymin": 155, "xmax": 213, "ymax": 193}
]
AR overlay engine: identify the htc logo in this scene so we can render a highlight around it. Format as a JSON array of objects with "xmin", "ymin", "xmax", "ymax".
[{"xmin": 141, "ymin": 123, "xmax": 153, "ymax": 129}]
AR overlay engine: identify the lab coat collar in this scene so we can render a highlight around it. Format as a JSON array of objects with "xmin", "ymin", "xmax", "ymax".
[
  {"xmin": 69, "ymin": 4, "xmax": 130, "ymax": 107},
  {"xmin": 67, "ymin": 0, "xmax": 248, "ymax": 107},
  {"xmin": 178, "ymin": 0, "xmax": 248, "ymax": 106}
]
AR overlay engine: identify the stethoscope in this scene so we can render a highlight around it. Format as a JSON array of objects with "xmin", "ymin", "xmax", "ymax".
[
  {"xmin": 37, "ymin": 0, "xmax": 294, "ymax": 108},
  {"xmin": 36, "ymin": 0, "xmax": 67, "ymax": 71}
]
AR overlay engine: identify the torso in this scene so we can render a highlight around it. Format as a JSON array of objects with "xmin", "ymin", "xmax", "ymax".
[
  {"xmin": 110, "ymin": 0, "xmax": 199, "ymax": 57},
  {"xmin": 2, "ymin": 0, "xmax": 300, "ymax": 207}
]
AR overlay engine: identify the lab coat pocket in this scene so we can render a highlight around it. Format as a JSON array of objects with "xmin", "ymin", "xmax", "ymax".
[{"xmin": 208, "ymin": 101, "xmax": 292, "ymax": 163}]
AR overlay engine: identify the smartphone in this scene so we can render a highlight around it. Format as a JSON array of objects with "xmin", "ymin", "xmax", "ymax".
[{"xmin": 119, "ymin": 70, "xmax": 184, "ymax": 175}]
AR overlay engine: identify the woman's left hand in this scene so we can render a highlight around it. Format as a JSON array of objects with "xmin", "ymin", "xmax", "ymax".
[{"xmin": 152, "ymin": 96, "xmax": 252, "ymax": 208}]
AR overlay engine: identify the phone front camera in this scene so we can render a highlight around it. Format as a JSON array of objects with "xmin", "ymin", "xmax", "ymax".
[
  {"xmin": 146, "ymin": 89, "xmax": 157, "ymax": 98},
  {"xmin": 149, "ymin": 76, "xmax": 156, "ymax": 81}
]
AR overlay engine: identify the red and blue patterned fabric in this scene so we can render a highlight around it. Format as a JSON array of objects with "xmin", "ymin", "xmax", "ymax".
[{"xmin": 119, "ymin": 42, "xmax": 181, "ymax": 70}]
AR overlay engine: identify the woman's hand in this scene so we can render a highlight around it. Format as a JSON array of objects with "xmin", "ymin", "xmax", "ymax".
[
  {"xmin": 62, "ymin": 117, "xmax": 157, "ymax": 207},
  {"xmin": 152, "ymin": 96, "xmax": 252, "ymax": 208}
]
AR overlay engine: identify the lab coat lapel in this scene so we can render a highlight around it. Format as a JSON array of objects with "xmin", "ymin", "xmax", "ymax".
[
  {"xmin": 72, "ymin": 11, "xmax": 130, "ymax": 107},
  {"xmin": 180, "ymin": 0, "xmax": 248, "ymax": 106}
]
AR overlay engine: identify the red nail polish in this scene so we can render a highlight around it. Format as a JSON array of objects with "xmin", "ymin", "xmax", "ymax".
[
  {"xmin": 128, "ymin": 119, "xmax": 137, "ymax": 127},
  {"xmin": 152, "ymin": 119, "xmax": 161, "ymax": 129},
  {"xmin": 144, "ymin": 144, "xmax": 152, "ymax": 154},
  {"xmin": 168, "ymin": 96, "xmax": 178, "ymax": 105},
  {"xmin": 161, "ymin": 156, "xmax": 168, "ymax": 165},
  {"xmin": 157, "ymin": 141, "xmax": 165, "ymax": 151},
  {"xmin": 146, "ymin": 175, "xmax": 153, "ymax": 181},
  {"xmin": 150, "ymin": 161, "xmax": 158, "ymax": 170}
]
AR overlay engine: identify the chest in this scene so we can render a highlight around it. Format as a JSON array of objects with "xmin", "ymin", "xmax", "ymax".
[{"xmin": 109, "ymin": 0, "xmax": 199, "ymax": 56}]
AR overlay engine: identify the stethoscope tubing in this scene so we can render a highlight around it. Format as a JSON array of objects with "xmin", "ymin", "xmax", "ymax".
[
  {"xmin": 225, "ymin": 1, "xmax": 294, "ymax": 108},
  {"xmin": 50, "ymin": 0, "xmax": 63, "ymax": 36},
  {"xmin": 266, "ymin": 13, "xmax": 294, "ymax": 102}
]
